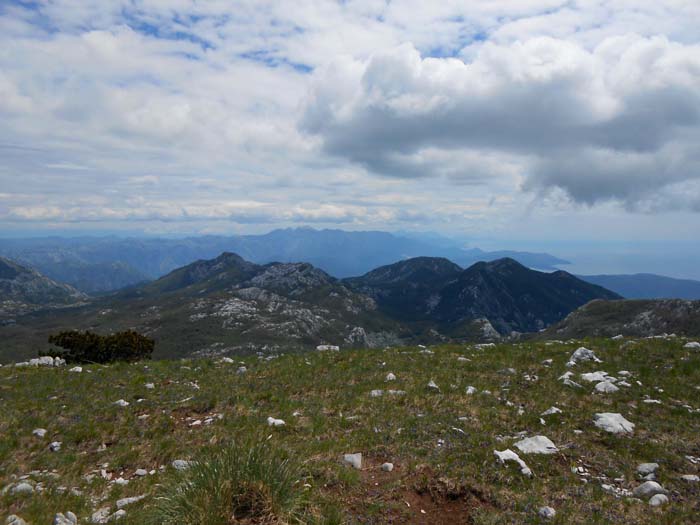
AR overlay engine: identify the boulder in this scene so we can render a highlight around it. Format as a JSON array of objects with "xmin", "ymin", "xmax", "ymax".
[
  {"xmin": 593, "ymin": 413, "xmax": 635, "ymax": 434},
  {"xmin": 594, "ymin": 381, "xmax": 620, "ymax": 394},
  {"xmin": 649, "ymin": 494, "xmax": 669, "ymax": 506},
  {"xmin": 633, "ymin": 481, "xmax": 669, "ymax": 499},
  {"xmin": 514, "ymin": 435, "xmax": 559, "ymax": 455},
  {"xmin": 566, "ymin": 347, "xmax": 602, "ymax": 367},
  {"xmin": 637, "ymin": 463, "xmax": 659, "ymax": 476}
]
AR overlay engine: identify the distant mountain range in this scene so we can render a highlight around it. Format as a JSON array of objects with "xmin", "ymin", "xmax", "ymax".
[
  {"xmin": 0, "ymin": 228, "xmax": 569, "ymax": 293},
  {"xmin": 0, "ymin": 253, "xmax": 616, "ymax": 362}
]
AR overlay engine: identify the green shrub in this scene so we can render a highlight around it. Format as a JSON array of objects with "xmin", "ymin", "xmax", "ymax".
[
  {"xmin": 46, "ymin": 329, "xmax": 154, "ymax": 364},
  {"xmin": 142, "ymin": 441, "xmax": 310, "ymax": 525}
]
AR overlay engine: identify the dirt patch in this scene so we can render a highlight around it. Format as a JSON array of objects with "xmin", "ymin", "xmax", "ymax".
[{"xmin": 334, "ymin": 460, "xmax": 493, "ymax": 524}]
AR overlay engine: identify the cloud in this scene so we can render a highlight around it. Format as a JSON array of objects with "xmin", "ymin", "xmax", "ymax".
[
  {"xmin": 301, "ymin": 35, "xmax": 700, "ymax": 208},
  {"xmin": 1, "ymin": 0, "xmax": 700, "ymax": 241}
]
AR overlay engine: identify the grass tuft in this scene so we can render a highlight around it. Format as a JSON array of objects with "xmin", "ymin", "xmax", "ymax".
[{"xmin": 143, "ymin": 440, "xmax": 307, "ymax": 525}]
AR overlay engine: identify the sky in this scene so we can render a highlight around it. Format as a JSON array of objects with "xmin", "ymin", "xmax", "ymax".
[{"xmin": 1, "ymin": 1, "xmax": 699, "ymax": 267}]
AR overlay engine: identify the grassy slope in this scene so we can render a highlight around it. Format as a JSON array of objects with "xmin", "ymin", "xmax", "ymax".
[{"xmin": 1, "ymin": 338, "xmax": 699, "ymax": 524}]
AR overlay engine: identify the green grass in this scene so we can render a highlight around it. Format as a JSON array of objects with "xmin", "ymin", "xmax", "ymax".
[{"xmin": 1, "ymin": 337, "xmax": 699, "ymax": 523}]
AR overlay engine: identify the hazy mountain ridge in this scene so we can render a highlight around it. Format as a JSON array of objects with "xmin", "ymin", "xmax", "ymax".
[
  {"xmin": 346, "ymin": 257, "xmax": 621, "ymax": 335},
  {"xmin": 0, "ymin": 253, "xmax": 612, "ymax": 362},
  {"xmin": 545, "ymin": 299, "xmax": 700, "ymax": 338},
  {"xmin": 0, "ymin": 229, "xmax": 569, "ymax": 293},
  {"xmin": 0, "ymin": 256, "xmax": 87, "ymax": 321},
  {"xmin": 578, "ymin": 273, "xmax": 700, "ymax": 300}
]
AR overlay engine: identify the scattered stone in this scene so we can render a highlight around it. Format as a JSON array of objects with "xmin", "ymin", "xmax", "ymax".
[
  {"xmin": 466, "ymin": 386, "xmax": 477, "ymax": 395},
  {"xmin": 6, "ymin": 516, "xmax": 27, "ymax": 525},
  {"xmin": 53, "ymin": 512, "xmax": 78, "ymax": 525},
  {"xmin": 494, "ymin": 449, "xmax": 532, "ymax": 477},
  {"xmin": 370, "ymin": 389, "xmax": 384, "ymax": 398},
  {"xmin": 113, "ymin": 477, "xmax": 128, "ymax": 486},
  {"xmin": 10, "ymin": 482, "xmax": 34, "ymax": 495},
  {"xmin": 681, "ymin": 474, "xmax": 699, "ymax": 482},
  {"xmin": 558, "ymin": 371, "xmax": 582, "ymax": 388},
  {"xmin": 144, "ymin": 383, "xmax": 155, "ymax": 389},
  {"xmin": 581, "ymin": 371, "xmax": 612, "ymax": 383},
  {"xmin": 649, "ymin": 494, "xmax": 669, "ymax": 506},
  {"xmin": 316, "ymin": 344, "xmax": 340, "ymax": 351},
  {"xmin": 683, "ymin": 342, "xmax": 700, "ymax": 350},
  {"xmin": 427, "ymin": 380, "xmax": 440, "ymax": 391},
  {"xmin": 68, "ymin": 366, "xmax": 82, "ymax": 373},
  {"xmin": 267, "ymin": 416, "xmax": 285, "ymax": 427},
  {"xmin": 385, "ymin": 372, "xmax": 396, "ymax": 382},
  {"xmin": 91, "ymin": 507, "xmax": 113, "ymax": 524},
  {"xmin": 113, "ymin": 399, "xmax": 129, "ymax": 407},
  {"xmin": 387, "ymin": 389, "xmax": 406, "ymax": 396},
  {"xmin": 612, "ymin": 334, "xmax": 624, "ymax": 340},
  {"xmin": 594, "ymin": 413, "xmax": 634, "ymax": 434},
  {"xmin": 116, "ymin": 495, "xmax": 146, "ymax": 508},
  {"xmin": 49, "ymin": 441, "xmax": 62, "ymax": 452},
  {"xmin": 111, "ymin": 509, "xmax": 127, "ymax": 520},
  {"xmin": 171, "ymin": 459, "xmax": 191, "ymax": 471},
  {"xmin": 457, "ymin": 356, "xmax": 470, "ymax": 362},
  {"xmin": 541, "ymin": 407, "xmax": 562, "ymax": 416},
  {"xmin": 514, "ymin": 435, "xmax": 559, "ymax": 455},
  {"xmin": 236, "ymin": 366, "xmax": 247, "ymax": 374},
  {"xmin": 637, "ymin": 463, "xmax": 659, "ymax": 476},
  {"xmin": 618, "ymin": 370, "xmax": 631, "ymax": 376},
  {"xmin": 538, "ymin": 506, "xmax": 556, "ymax": 519},
  {"xmin": 541, "ymin": 359, "xmax": 553, "ymax": 366},
  {"xmin": 595, "ymin": 381, "xmax": 620, "ymax": 394},
  {"xmin": 32, "ymin": 428, "xmax": 47, "ymax": 438},
  {"xmin": 566, "ymin": 347, "xmax": 602, "ymax": 367},
  {"xmin": 633, "ymin": 481, "xmax": 669, "ymax": 499},
  {"xmin": 220, "ymin": 357, "xmax": 235, "ymax": 363},
  {"xmin": 134, "ymin": 469, "xmax": 148, "ymax": 477},
  {"xmin": 343, "ymin": 453, "xmax": 362, "ymax": 469},
  {"xmin": 381, "ymin": 462, "xmax": 394, "ymax": 472},
  {"xmin": 643, "ymin": 399, "xmax": 662, "ymax": 404}
]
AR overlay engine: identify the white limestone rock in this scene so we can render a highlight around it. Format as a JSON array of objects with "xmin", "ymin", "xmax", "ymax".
[
  {"xmin": 381, "ymin": 462, "xmax": 394, "ymax": 472},
  {"xmin": 466, "ymin": 386, "xmax": 477, "ymax": 395},
  {"xmin": 566, "ymin": 347, "xmax": 602, "ymax": 367},
  {"xmin": 494, "ymin": 449, "xmax": 532, "ymax": 477},
  {"xmin": 594, "ymin": 381, "xmax": 620, "ymax": 394},
  {"xmin": 49, "ymin": 441, "xmax": 62, "ymax": 452},
  {"xmin": 541, "ymin": 407, "xmax": 562, "ymax": 416},
  {"xmin": 116, "ymin": 495, "xmax": 146, "ymax": 508},
  {"xmin": 593, "ymin": 413, "xmax": 635, "ymax": 434},
  {"xmin": 171, "ymin": 459, "xmax": 192, "ymax": 471},
  {"xmin": 6, "ymin": 516, "xmax": 27, "ymax": 525},
  {"xmin": 683, "ymin": 341, "xmax": 700, "ymax": 350},
  {"xmin": 649, "ymin": 494, "xmax": 669, "ymax": 506},
  {"xmin": 538, "ymin": 506, "xmax": 556, "ymax": 519},
  {"xmin": 68, "ymin": 366, "xmax": 82, "ymax": 373},
  {"xmin": 113, "ymin": 399, "xmax": 129, "ymax": 407},
  {"xmin": 633, "ymin": 481, "xmax": 669, "ymax": 499},
  {"xmin": 32, "ymin": 428, "xmax": 47, "ymax": 438},
  {"xmin": 10, "ymin": 482, "xmax": 34, "ymax": 495},
  {"xmin": 514, "ymin": 435, "xmax": 559, "ymax": 455},
  {"xmin": 385, "ymin": 372, "xmax": 396, "ymax": 382},
  {"xmin": 427, "ymin": 380, "xmax": 440, "ymax": 391},
  {"xmin": 637, "ymin": 463, "xmax": 659, "ymax": 476},
  {"xmin": 53, "ymin": 512, "xmax": 78, "ymax": 525},
  {"xmin": 680, "ymin": 474, "xmax": 699, "ymax": 482},
  {"xmin": 343, "ymin": 453, "xmax": 362, "ymax": 469},
  {"xmin": 267, "ymin": 416, "xmax": 285, "ymax": 427}
]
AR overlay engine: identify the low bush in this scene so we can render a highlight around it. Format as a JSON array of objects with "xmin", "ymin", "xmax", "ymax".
[{"xmin": 46, "ymin": 329, "xmax": 154, "ymax": 363}]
